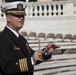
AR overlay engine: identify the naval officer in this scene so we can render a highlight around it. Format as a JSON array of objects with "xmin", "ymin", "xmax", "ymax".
[{"xmin": 0, "ymin": 1, "xmax": 59, "ymax": 75}]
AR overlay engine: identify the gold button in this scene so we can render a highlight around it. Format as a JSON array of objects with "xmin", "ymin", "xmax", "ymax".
[{"xmin": 16, "ymin": 62, "xmax": 18, "ymax": 65}]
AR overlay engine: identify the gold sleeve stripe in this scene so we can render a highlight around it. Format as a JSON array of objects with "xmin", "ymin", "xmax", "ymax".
[
  {"xmin": 25, "ymin": 58, "xmax": 28, "ymax": 71},
  {"xmin": 19, "ymin": 58, "xmax": 28, "ymax": 72},
  {"xmin": 22, "ymin": 59, "xmax": 26, "ymax": 71},
  {"xmin": 19, "ymin": 59, "xmax": 23, "ymax": 72},
  {"xmin": 23, "ymin": 58, "xmax": 28, "ymax": 71},
  {"xmin": 22, "ymin": 59, "xmax": 25, "ymax": 71}
]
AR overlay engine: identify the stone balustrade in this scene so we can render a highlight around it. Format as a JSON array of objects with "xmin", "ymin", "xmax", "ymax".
[
  {"xmin": 0, "ymin": 1, "xmax": 76, "ymax": 35},
  {"xmin": 0, "ymin": 1, "xmax": 76, "ymax": 18}
]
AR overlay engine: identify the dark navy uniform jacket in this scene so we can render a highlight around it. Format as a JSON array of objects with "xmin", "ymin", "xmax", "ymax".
[{"xmin": 0, "ymin": 27, "xmax": 51, "ymax": 75}]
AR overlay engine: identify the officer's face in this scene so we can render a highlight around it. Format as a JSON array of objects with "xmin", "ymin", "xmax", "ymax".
[{"xmin": 6, "ymin": 13, "xmax": 25, "ymax": 32}]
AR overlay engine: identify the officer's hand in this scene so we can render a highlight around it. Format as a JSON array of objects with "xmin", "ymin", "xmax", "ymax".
[
  {"xmin": 43, "ymin": 43, "xmax": 59, "ymax": 55},
  {"xmin": 32, "ymin": 50, "xmax": 43, "ymax": 63}
]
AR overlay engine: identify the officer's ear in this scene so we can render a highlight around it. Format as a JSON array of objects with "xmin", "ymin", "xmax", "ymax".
[{"xmin": 6, "ymin": 14, "xmax": 11, "ymax": 23}]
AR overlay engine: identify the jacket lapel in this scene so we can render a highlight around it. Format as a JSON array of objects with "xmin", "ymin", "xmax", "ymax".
[{"xmin": 3, "ymin": 27, "xmax": 29, "ymax": 57}]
